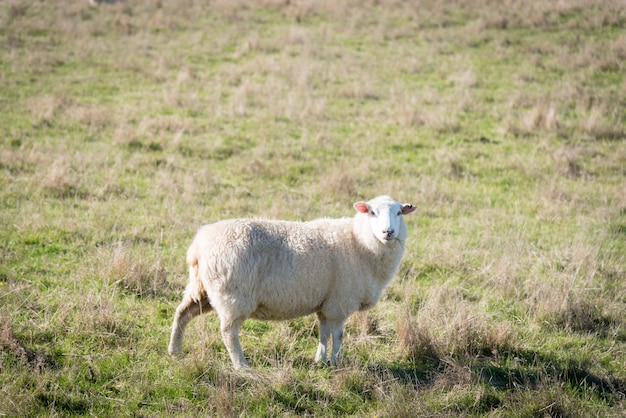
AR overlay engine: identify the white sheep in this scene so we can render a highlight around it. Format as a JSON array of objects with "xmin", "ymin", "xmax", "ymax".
[{"xmin": 168, "ymin": 195, "xmax": 416, "ymax": 369}]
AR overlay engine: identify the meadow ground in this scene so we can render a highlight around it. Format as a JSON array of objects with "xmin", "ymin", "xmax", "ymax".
[{"xmin": 1, "ymin": 0, "xmax": 625, "ymax": 416}]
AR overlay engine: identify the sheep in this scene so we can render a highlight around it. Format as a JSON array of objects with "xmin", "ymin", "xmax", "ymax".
[{"xmin": 168, "ymin": 195, "xmax": 416, "ymax": 369}]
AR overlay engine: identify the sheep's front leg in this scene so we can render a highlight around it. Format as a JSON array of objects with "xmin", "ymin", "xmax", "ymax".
[
  {"xmin": 220, "ymin": 318, "xmax": 249, "ymax": 370},
  {"xmin": 315, "ymin": 315, "xmax": 331, "ymax": 363},
  {"xmin": 315, "ymin": 315, "xmax": 344, "ymax": 366},
  {"xmin": 329, "ymin": 323, "xmax": 344, "ymax": 366},
  {"xmin": 168, "ymin": 295, "xmax": 211, "ymax": 355}
]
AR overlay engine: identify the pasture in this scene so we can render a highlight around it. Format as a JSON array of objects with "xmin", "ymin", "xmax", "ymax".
[{"xmin": 1, "ymin": 0, "xmax": 625, "ymax": 416}]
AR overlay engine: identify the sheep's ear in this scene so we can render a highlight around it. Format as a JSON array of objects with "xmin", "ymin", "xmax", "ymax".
[
  {"xmin": 401, "ymin": 204, "xmax": 417, "ymax": 215},
  {"xmin": 354, "ymin": 202, "xmax": 370, "ymax": 214}
]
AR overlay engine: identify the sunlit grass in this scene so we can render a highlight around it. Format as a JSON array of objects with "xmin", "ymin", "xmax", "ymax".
[{"xmin": 1, "ymin": 0, "xmax": 625, "ymax": 416}]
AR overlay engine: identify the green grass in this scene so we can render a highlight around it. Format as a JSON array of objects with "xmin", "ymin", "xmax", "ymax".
[{"xmin": 1, "ymin": 0, "xmax": 625, "ymax": 416}]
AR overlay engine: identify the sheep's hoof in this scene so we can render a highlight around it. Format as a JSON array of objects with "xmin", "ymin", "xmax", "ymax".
[
  {"xmin": 314, "ymin": 359, "xmax": 331, "ymax": 368},
  {"xmin": 167, "ymin": 346, "xmax": 182, "ymax": 357}
]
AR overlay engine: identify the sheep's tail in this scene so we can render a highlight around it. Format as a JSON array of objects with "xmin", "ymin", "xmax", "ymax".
[{"xmin": 185, "ymin": 241, "xmax": 207, "ymax": 304}]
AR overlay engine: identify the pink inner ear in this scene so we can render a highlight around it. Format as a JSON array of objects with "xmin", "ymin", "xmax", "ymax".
[
  {"xmin": 354, "ymin": 202, "xmax": 370, "ymax": 213},
  {"xmin": 401, "ymin": 204, "xmax": 417, "ymax": 215}
]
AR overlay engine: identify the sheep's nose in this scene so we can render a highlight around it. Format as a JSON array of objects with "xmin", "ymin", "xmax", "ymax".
[{"xmin": 383, "ymin": 229, "xmax": 395, "ymax": 238}]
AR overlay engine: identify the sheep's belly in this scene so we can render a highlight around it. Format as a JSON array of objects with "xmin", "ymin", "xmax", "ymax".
[{"xmin": 250, "ymin": 303, "xmax": 320, "ymax": 321}]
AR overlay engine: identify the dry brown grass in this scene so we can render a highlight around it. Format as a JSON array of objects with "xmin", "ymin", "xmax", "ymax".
[
  {"xmin": 522, "ymin": 243, "xmax": 622, "ymax": 333},
  {"xmin": 398, "ymin": 285, "xmax": 515, "ymax": 362},
  {"xmin": 0, "ymin": 315, "xmax": 51, "ymax": 371},
  {"xmin": 108, "ymin": 242, "xmax": 170, "ymax": 298}
]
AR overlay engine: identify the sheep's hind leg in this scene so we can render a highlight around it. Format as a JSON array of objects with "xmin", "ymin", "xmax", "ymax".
[
  {"xmin": 168, "ymin": 294, "xmax": 211, "ymax": 356},
  {"xmin": 220, "ymin": 318, "xmax": 249, "ymax": 370}
]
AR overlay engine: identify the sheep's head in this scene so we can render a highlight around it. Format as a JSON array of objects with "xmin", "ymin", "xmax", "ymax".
[{"xmin": 354, "ymin": 195, "xmax": 416, "ymax": 244}]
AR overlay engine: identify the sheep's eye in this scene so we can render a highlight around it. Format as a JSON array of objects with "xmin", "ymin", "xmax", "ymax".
[
  {"xmin": 397, "ymin": 211, "xmax": 402, "ymax": 216},
  {"xmin": 370, "ymin": 211, "xmax": 377, "ymax": 217}
]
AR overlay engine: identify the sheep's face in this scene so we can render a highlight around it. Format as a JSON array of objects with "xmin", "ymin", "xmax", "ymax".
[{"xmin": 354, "ymin": 195, "xmax": 416, "ymax": 244}]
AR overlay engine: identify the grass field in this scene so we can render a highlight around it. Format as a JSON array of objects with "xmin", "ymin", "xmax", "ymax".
[{"xmin": 1, "ymin": 0, "xmax": 625, "ymax": 416}]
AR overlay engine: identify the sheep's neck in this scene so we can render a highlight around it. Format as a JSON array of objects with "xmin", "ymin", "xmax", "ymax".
[{"xmin": 352, "ymin": 227, "xmax": 405, "ymax": 285}]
